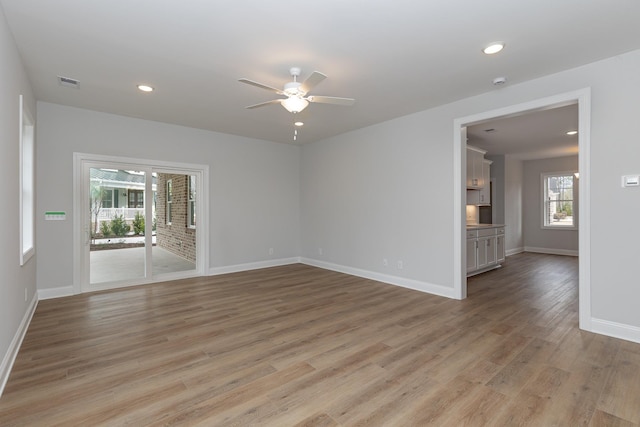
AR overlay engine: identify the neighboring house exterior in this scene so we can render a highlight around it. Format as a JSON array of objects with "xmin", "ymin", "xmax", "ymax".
[
  {"xmin": 156, "ymin": 173, "xmax": 197, "ymax": 263},
  {"xmin": 90, "ymin": 168, "xmax": 157, "ymax": 233}
]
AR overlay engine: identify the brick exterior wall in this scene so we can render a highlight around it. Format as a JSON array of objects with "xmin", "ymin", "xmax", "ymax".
[{"xmin": 156, "ymin": 174, "xmax": 196, "ymax": 263}]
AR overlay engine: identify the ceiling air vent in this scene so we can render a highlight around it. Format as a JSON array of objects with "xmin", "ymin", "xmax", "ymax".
[{"xmin": 58, "ymin": 76, "xmax": 80, "ymax": 89}]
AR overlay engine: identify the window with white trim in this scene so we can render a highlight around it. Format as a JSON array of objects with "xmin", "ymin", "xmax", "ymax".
[
  {"xmin": 187, "ymin": 175, "xmax": 196, "ymax": 228},
  {"xmin": 20, "ymin": 95, "xmax": 35, "ymax": 265},
  {"xmin": 542, "ymin": 172, "xmax": 577, "ymax": 229}
]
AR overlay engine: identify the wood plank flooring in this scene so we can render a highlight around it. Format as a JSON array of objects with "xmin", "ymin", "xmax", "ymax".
[{"xmin": 1, "ymin": 253, "xmax": 639, "ymax": 426}]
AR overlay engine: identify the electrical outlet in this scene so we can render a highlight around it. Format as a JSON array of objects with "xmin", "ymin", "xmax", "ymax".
[
  {"xmin": 269, "ymin": 247, "xmax": 274, "ymax": 255},
  {"xmin": 383, "ymin": 258, "xmax": 388, "ymax": 266},
  {"xmin": 24, "ymin": 288, "xmax": 28, "ymax": 302},
  {"xmin": 318, "ymin": 247, "xmax": 323, "ymax": 256},
  {"xmin": 397, "ymin": 260, "xmax": 403, "ymax": 269}
]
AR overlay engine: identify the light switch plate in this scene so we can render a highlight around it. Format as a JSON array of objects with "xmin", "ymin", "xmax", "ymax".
[{"xmin": 45, "ymin": 211, "xmax": 66, "ymax": 220}]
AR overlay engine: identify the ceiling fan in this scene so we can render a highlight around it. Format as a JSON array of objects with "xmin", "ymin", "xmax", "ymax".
[{"xmin": 239, "ymin": 67, "xmax": 355, "ymax": 113}]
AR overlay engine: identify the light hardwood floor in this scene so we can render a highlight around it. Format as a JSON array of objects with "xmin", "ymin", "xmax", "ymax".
[{"xmin": 1, "ymin": 253, "xmax": 639, "ymax": 426}]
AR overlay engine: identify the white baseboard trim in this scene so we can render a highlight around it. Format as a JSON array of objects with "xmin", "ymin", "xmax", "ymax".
[
  {"xmin": 209, "ymin": 257, "xmax": 301, "ymax": 276},
  {"xmin": 1, "ymin": 293, "xmax": 38, "ymax": 397},
  {"xmin": 524, "ymin": 246, "xmax": 579, "ymax": 257},
  {"xmin": 506, "ymin": 247, "xmax": 525, "ymax": 257},
  {"xmin": 590, "ymin": 317, "xmax": 640, "ymax": 344},
  {"xmin": 300, "ymin": 258, "xmax": 457, "ymax": 299},
  {"xmin": 38, "ymin": 285, "xmax": 74, "ymax": 300}
]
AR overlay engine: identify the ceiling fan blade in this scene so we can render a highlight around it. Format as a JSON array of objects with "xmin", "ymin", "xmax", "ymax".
[
  {"xmin": 307, "ymin": 96, "xmax": 355, "ymax": 106},
  {"xmin": 299, "ymin": 71, "xmax": 327, "ymax": 94},
  {"xmin": 245, "ymin": 99, "xmax": 283, "ymax": 109},
  {"xmin": 238, "ymin": 78, "xmax": 283, "ymax": 94}
]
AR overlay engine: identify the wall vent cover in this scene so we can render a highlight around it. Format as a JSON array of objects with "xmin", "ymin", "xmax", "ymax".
[{"xmin": 58, "ymin": 76, "xmax": 80, "ymax": 89}]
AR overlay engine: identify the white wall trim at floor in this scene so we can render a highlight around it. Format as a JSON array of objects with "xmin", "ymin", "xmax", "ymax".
[
  {"xmin": 38, "ymin": 285, "xmax": 74, "ymax": 300},
  {"xmin": 506, "ymin": 247, "xmax": 525, "ymax": 257},
  {"xmin": 524, "ymin": 247, "xmax": 579, "ymax": 257},
  {"xmin": 591, "ymin": 317, "xmax": 640, "ymax": 345},
  {"xmin": 0, "ymin": 293, "xmax": 38, "ymax": 398},
  {"xmin": 209, "ymin": 257, "xmax": 301, "ymax": 276},
  {"xmin": 300, "ymin": 258, "xmax": 457, "ymax": 299}
]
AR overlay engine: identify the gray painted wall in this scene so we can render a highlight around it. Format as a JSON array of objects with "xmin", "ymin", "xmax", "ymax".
[
  {"xmin": 302, "ymin": 48, "xmax": 640, "ymax": 329},
  {"xmin": 0, "ymin": 6, "xmax": 37, "ymax": 390},
  {"xmin": 36, "ymin": 103, "xmax": 301, "ymax": 291},
  {"xmin": 301, "ymin": 113, "xmax": 453, "ymax": 288},
  {"xmin": 504, "ymin": 156, "xmax": 524, "ymax": 254},
  {"xmin": 523, "ymin": 156, "xmax": 579, "ymax": 254}
]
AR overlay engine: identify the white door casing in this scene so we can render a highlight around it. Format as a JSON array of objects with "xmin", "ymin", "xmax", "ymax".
[
  {"xmin": 453, "ymin": 88, "xmax": 591, "ymax": 331},
  {"xmin": 73, "ymin": 153, "xmax": 209, "ymax": 294}
]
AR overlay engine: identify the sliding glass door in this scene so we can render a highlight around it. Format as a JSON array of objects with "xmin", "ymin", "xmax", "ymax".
[
  {"xmin": 78, "ymin": 156, "xmax": 204, "ymax": 293},
  {"xmin": 89, "ymin": 166, "xmax": 149, "ymax": 285}
]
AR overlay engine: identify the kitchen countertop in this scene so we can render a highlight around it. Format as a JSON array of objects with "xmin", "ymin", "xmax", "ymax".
[{"xmin": 466, "ymin": 224, "xmax": 505, "ymax": 229}]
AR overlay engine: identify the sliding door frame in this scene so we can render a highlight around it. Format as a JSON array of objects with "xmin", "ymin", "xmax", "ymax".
[{"xmin": 73, "ymin": 152, "xmax": 209, "ymax": 294}]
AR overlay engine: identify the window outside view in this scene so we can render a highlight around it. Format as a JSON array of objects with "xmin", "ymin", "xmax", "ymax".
[{"xmin": 543, "ymin": 173, "xmax": 575, "ymax": 228}]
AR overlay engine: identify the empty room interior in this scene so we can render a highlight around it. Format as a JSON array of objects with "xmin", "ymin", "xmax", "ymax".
[{"xmin": 2, "ymin": 1, "xmax": 640, "ymax": 425}]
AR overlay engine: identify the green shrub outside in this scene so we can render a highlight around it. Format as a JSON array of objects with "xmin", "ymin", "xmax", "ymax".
[
  {"xmin": 133, "ymin": 212, "xmax": 145, "ymax": 235},
  {"xmin": 110, "ymin": 214, "xmax": 130, "ymax": 236},
  {"xmin": 100, "ymin": 221, "xmax": 111, "ymax": 237}
]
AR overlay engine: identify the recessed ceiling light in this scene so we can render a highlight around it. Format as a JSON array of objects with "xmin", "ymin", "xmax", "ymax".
[
  {"xmin": 137, "ymin": 84, "xmax": 154, "ymax": 92},
  {"xmin": 566, "ymin": 130, "xmax": 578, "ymax": 135},
  {"xmin": 492, "ymin": 76, "xmax": 507, "ymax": 86},
  {"xmin": 483, "ymin": 42, "xmax": 505, "ymax": 55},
  {"xmin": 294, "ymin": 121, "xmax": 304, "ymax": 127}
]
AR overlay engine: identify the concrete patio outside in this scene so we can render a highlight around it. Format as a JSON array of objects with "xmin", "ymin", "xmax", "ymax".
[{"xmin": 90, "ymin": 245, "xmax": 196, "ymax": 284}]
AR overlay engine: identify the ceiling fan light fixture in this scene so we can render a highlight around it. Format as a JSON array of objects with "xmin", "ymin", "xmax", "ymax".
[
  {"xmin": 284, "ymin": 81, "xmax": 303, "ymax": 97},
  {"xmin": 282, "ymin": 96, "xmax": 309, "ymax": 113}
]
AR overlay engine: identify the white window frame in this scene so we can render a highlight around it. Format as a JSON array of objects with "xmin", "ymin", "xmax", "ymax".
[
  {"xmin": 187, "ymin": 175, "xmax": 196, "ymax": 229},
  {"xmin": 542, "ymin": 171, "xmax": 577, "ymax": 230},
  {"xmin": 20, "ymin": 95, "xmax": 35, "ymax": 265},
  {"xmin": 166, "ymin": 179, "xmax": 173, "ymax": 225}
]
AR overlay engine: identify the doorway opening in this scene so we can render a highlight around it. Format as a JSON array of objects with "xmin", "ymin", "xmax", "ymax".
[{"xmin": 453, "ymin": 88, "xmax": 591, "ymax": 331}]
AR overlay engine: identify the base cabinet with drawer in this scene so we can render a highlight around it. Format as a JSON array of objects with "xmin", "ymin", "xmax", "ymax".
[{"xmin": 466, "ymin": 225, "xmax": 505, "ymax": 276}]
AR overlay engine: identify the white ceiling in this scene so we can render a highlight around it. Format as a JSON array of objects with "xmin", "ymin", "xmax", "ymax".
[
  {"xmin": 2, "ymin": 0, "xmax": 640, "ymax": 145},
  {"xmin": 467, "ymin": 103, "xmax": 579, "ymax": 160}
]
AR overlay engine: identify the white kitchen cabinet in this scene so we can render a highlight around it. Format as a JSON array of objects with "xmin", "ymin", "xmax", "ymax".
[
  {"xmin": 467, "ymin": 225, "xmax": 505, "ymax": 276},
  {"xmin": 466, "ymin": 230, "xmax": 478, "ymax": 273},
  {"xmin": 478, "ymin": 159, "xmax": 492, "ymax": 204},
  {"xmin": 496, "ymin": 228, "xmax": 505, "ymax": 263},
  {"xmin": 476, "ymin": 230, "xmax": 495, "ymax": 269},
  {"xmin": 467, "ymin": 159, "xmax": 492, "ymax": 205},
  {"xmin": 466, "ymin": 146, "xmax": 486, "ymax": 189}
]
